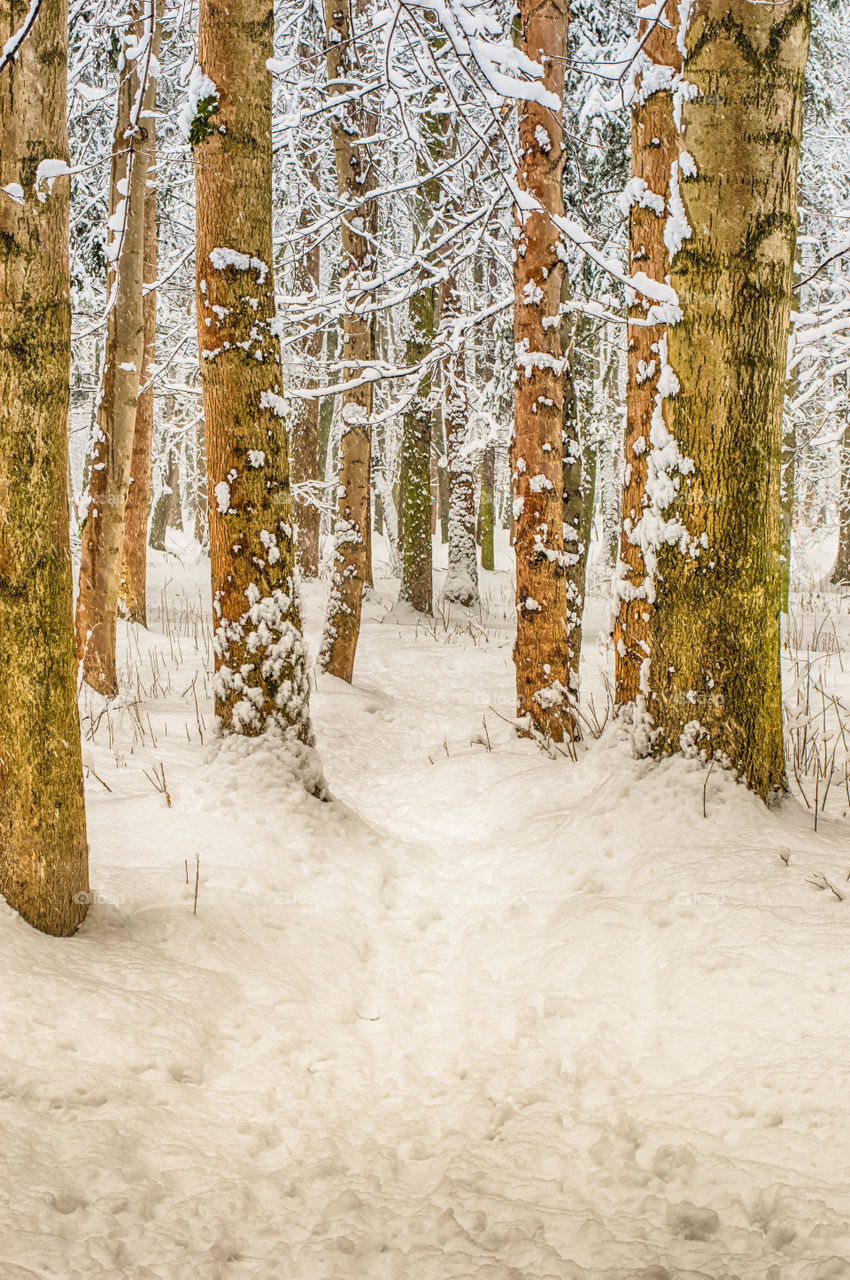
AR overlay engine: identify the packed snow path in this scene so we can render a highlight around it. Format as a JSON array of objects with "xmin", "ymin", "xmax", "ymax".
[{"xmin": 2, "ymin": 550, "xmax": 850, "ymax": 1279}]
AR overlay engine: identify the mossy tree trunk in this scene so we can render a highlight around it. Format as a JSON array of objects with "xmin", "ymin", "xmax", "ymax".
[
  {"xmin": 511, "ymin": 0, "xmax": 575, "ymax": 742},
  {"xmin": 479, "ymin": 445, "xmax": 496, "ymax": 572},
  {"xmin": 647, "ymin": 0, "xmax": 810, "ymax": 799},
  {"xmin": 318, "ymin": 0, "xmax": 378, "ymax": 681},
  {"xmin": 399, "ymin": 109, "xmax": 446, "ymax": 615},
  {"xmin": 613, "ymin": 0, "xmax": 681, "ymax": 706},
  {"xmin": 193, "ymin": 0, "xmax": 313, "ymax": 743},
  {"xmin": 76, "ymin": 0, "xmax": 157, "ymax": 692},
  {"xmin": 0, "ymin": 0, "xmax": 89, "ymax": 935},
  {"xmin": 442, "ymin": 271, "xmax": 479, "ymax": 606}
]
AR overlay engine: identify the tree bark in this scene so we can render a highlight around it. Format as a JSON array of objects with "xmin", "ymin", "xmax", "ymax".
[
  {"xmin": 479, "ymin": 444, "xmax": 496, "ymax": 572},
  {"xmin": 318, "ymin": 0, "xmax": 377, "ymax": 681},
  {"xmin": 289, "ymin": 73, "xmax": 322, "ymax": 579},
  {"xmin": 646, "ymin": 0, "xmax": 810, "ymax": 799},
  {"xmin": 193, "ymin": 0, "xmax": 313, "ymax": 744},
  {"xmin": 120, "ymin": 11, "xmax": 162, "ymax": 625},
  {"xmin": 511, "ymin": 0, "xmax": 574, "ymax": 741},
  {"xmin": 442, "ymin": 271, "xmax": 479, "ymax": 606},
  {"xmin": 0, "ymin": 0, "xmax": 89, "ymax": 934},
  {"xmin": 76, "ymin": 0, "xmax": 157, "ymax": 692},
  {"xmin": 831, "ymin": 415, "xmax": 850, "ymax": 585},
  {"xmin": 613, "ymin": 0, "xmax": 681, "ymax": 706}
]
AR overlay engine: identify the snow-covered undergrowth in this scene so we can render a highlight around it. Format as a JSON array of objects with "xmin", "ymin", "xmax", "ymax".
[{"xmin": 2, "ymin": 532, "xmax": 850, "ymax": 1279}]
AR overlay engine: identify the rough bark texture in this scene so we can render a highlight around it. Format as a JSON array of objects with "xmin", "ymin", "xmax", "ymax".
[
  {"xmin": 648, "ymin": 0, "xmax": 810, "ymax": 799},
  {"xmin": 613, "ymin": 0, "xmax": 681, "ymax": 706},
  {"xmin": 0, "ymin": 0, "xmax": 89, "ymax": 934},
  {"xmin": 120, "ymin": 32, "xmax": 161, "ymax": 625},
  {"xmin": 193, "ymin": 0, "xmax": 313, "ymax": 743},
  {"xmin": 511, "ymin": 0, "xmax": 574, "ymax": 741},
  {"xmin": 442, "ymin": 272, "xmax": 479, "ymax": 606},
  {"xmin": 76, "ymin": 0, "xmax": 156, "ymax": 693},
  {"xmin": 318, "ymin": 0, "xmax": 377, "ymax": 681}
]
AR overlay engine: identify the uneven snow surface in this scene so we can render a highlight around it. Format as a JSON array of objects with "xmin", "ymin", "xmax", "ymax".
[{"xmin": 2, "ymin": 535, "xmax": 850, "ymax": 1279}]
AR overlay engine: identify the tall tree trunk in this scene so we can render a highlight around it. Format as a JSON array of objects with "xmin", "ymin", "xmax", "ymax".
[
  {"xmin": 76, "ymin": 0, "xmax": 156, "ymax": 693},
  {"xmin": 290, "ymin": 83, "xmax": 322, "ymax": 579},
  {"xmin": 318, "ymin": 0, "xmax": 377, "ymax": 681},
  {"xmin": 120, "ymin": 11, "xmax": 162, "ymax": 625},
  {"xmin": 0, "ymin": 0, "xmax": 89, "ymax": 934},
  {"xmin": 479, "ymin": 444, "xmax": 496, "ymax": 572},
  {"xmin": 193, "ymin": 0, "xmax": 313, "ymax": 745},
  {"xmin": 442, "ymin": 272, "xmax": 479, "ymax": 606},
  {"xmin": 646, "ymin": 0, "xmax": 810, "ymax": 799},
  {"xmin": 399, "ymin": 112, "xmax": 446, "ymax": 613},
  {"xmin": 831, "ymin": 415, "xmax": 850, "ymax": 585},
  {"xmin": 511, "ymin": 0, "xmax": 574, "ymax": 741},
  {"xmin": 613, "ymin": 0, "xmax": 681, "ymax": 706}
]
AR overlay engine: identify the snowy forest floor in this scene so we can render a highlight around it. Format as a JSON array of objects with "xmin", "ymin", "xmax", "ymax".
[{"xmin": 2, "ymin": 533, "xmax": 850, "ymax": 1280}]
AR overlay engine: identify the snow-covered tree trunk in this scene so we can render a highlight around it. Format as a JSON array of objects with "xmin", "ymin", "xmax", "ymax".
[
  {"xmin": 290, "ymin": 100, "xmax": 321, "ymax": 579},
  {"xmin": 0, "ymin": 0, "xmax": 89, "ymax": 934},
  {"xmin": 192, "ymin": 0, "xmax": 314, "ymax": 746},
  {"xmin": 76, "ymin": 0, "xmax": 156, "ymax": 693},
  {"xmin": 120, "ymin": 0, "xmax": 163, "ymax": 625},
  {"xmin": 442, "ymin": 271, "xmax": 479, "ymax": 607},
  {"xmin": 511, "ymin": 0, "xmax": 574, "ymax": 741},
  {"xmin": 318, "ymin": 0, "xmax": 377, "ymax": 681},
  {"xmin": 646, "ymin": 0, "xmax": 810, "ymax": 798},
  {"xmin": 613, "ymin": 0, "xmax": 681, "ymax": 707}
]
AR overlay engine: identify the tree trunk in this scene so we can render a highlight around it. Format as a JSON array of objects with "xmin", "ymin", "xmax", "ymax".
[
  {"xmin": 289, "ymin": 80, "xmax": 322, "ymax": 579},
  {"xmin": 0, "ymin": 0, "xmax": 89, "ymax": 934},
  {"xmin": 318, "ymin": 0, "xmax": 377, "ymax": 681},
  {"xmin": 193, "ymin": 0, "xmax": 313, "ymax": 744},
  {"xmin": 831, "ymin": 417, "xmax": 850, "ymax": 585},
  {"xmin": 646, "ymin": 0, "xmax": 810, "ymax": 799},
  {"xmin": 76, "ymin": 0, "xmax": 156, "ymax": 693},
  {"xmin": 479, "ymin": 444, "xmax": 496, "ymax": 572},
  {"xmin": 120, "ymin": 15, "xmax": 162, "ymax": 625},
  {"xmin": 613, "ymin": 0, "xmax": 681, "ymax": 706},
  {"xmin": 442, "ymin": 272, "xmax": 479, "ymax": 606},
  {"xmin": 511, "ymin": 0, "xmax": 574, "ymax": 741}
]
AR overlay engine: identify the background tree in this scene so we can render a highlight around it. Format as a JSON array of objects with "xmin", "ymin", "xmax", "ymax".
[{"xmin": 76, "ymin": 0, "xmax": 157, "ymax": 692}]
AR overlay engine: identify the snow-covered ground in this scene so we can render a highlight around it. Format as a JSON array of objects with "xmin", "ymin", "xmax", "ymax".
[{"xmin": 2, "ymin": 532, "xmax": 850, "ymax": 1279}]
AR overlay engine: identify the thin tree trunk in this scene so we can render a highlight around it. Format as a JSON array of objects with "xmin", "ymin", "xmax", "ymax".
[
  {"xmin": 480, "ymin": 444, "xmax": 496, "ymax": 572},
  {"xmin": 831, "ymin": 415, "xmax": 850, "ymax": 584},
  {"xmin": 290, "ymin": 82, "xmax": 322, "ymax": 579},
  {"xmin": 613, "ymin": 0, "xmax": 680, "ymax": 706},
  {"xmin": 193, "ymin": 0, "xmax": 314, "ymax": 745},
  {"xmin": 318, "ymin": 0, "xmax": 377, "ymax": 681},
  {"xmin": 76, "ymin": 0, "xmax": 156, "ymax": 693},
  {"xmin": 0, "ymin": 0, "xmax": 89, "ymax": 934},
  {"xmin": 120, "ymin": 16, "xmax": 162, "ymax": 625},
  {"xmin": 646, "ymin": 0, "xmax": 810, "ymax": 799},
  {"xmin": 442, "ymin": 272, "xmax": 479, "ymax": 606},
  {"xmin": 511, "ymin": 0, "xmax": 574, "ymax": 741}
]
